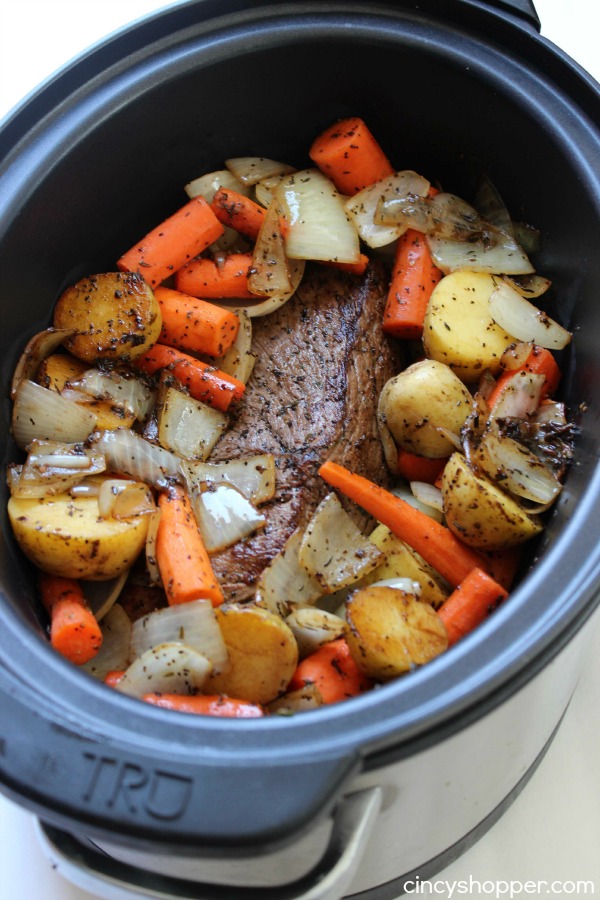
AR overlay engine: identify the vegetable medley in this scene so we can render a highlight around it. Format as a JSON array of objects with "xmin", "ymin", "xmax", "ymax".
[{"xmin": 7, "ymin": 117, "xmax": 576, "ymax": 718}]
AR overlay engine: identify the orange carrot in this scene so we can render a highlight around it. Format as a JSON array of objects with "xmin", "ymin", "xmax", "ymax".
[
  {"xmin": 482, "ymin": 546, "xmax": 524, "ymax": 591},
  {"xmin": 289, "ymin": 639, "xmax": 372, "ymax": 704},
  {"xmin": 175, "ymin": 252, "xmax": 256, "ymax": 300},
  {"xmin": 488, "ymin": 345, "xmax": 561, "ymax": 407},
  {"xmin": 437, "ymin": 567, "xmax": 509, "ymax": 646},
  {"xmin": 309, "ymin": 116, "xmax": 394, "ymax": 196},
  {"xmin": 155, "ymin": 286, "xmax": 240, "ymax": 358},
  {"xmin": 382, "ymin": 229, "xmax": 443, "ymax": 339},
  {"xmin": 210, "ymin": 187, "xmax": 267, "ymax": 241},
  {"xmin": 318, "ymin": 460, "xmax": 488, "ymax": 587},
  {"xmin": 39, "ymin": 574, "xmax": 102, "ymax": 665},
  {"xmin": 117, "ymin": 196, "xmax": 224, "ymax": 288},
  {"xmin": 143, "ymin": 693, "xmax": 265, "ymax": 717},
  {"xmin": 134, "ymin": 343, "xmax": 245, "ymax": 411},
  {"xmin": 156, "ymin": 486, "xmax": 224, "ymax": 607},
  {"xmin": 104, "ymin": 670, "xmax": 125, "ymax": 688},
  {"xmin": 397, "ymin": 450, "xmax": 447, "ymax": 485},
  {"xmin": 322, "ymin": 253, "xmax": 370, "ymax": 276}
]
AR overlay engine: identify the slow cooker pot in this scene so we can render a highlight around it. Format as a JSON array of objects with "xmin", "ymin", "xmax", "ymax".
[{"xmin": 1, "ymin": 1, "xmax": 600, "ymax": 897}]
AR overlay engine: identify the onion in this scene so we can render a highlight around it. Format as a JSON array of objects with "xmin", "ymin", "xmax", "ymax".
[
  {"xmin": 10, "ymin": 439, "xmax": 106, "ymax": 498},
  {"xmin": 473, "ymin": 175, "xmax": 514, "ymax": 235},
  {"xmin": 502, "ymin": 274, "xmax": 551, "ymax": 299},
  {"xmin": 256, "ymin": 529, "xmax": 322, "ymax": 617},
  {"xmin": 279, "ymin": 168, "xmax": 360, "ymax": 263},
  {"xmin": 145, "ymin": 508, "xmax": 162, "ymax": 585},
  {"xmin": 81, "ymin": 603, "xmax": 132, "ymax": 680},
  {"xmin": 12, "ymin": 380, "xmax": 97, "ymax": 450},
  {"xmin": 410, "ymin": 480, "xmax": 444, "ymax": 513},
  {"xmin": 182, "ymin": 454, "xmax": 276, "ymax": 506},
  {"xmin": 248, "ymin": 196, "xmax": 292, "ymax": 296},
  {"xmin": 369, "ymin": 577, "xmax": 422, "ymax": 595},
  {"xmin": 512, "ymin": 221, "xmax": 542, "ymax": 255},
  {"xmin": 91, "ymin": 428, "xmax": 182, "ymax": 488},
  {"xmin": 115, "ymin": 642, "xmax": 213, "ymax": 699},
  {"xmin": 298, "ymin": 492, "xmax": 383, "ymax": 592},
  {"xmin": 157, "ymin": 386, "xmax": 228, "ymax": 461},
  {"xmin": 488, "ymin": 278, "xmax": 572, "ymax": 349},
  {"xmin": 377, "ymin": 393, "xmax": 399, "ymax": 474},
  {"xmin": 376, "ymin": 192, "xmax": 487, "ymax": 242},
  {"xmin": 68, "ymin": 368, "xmax": 156, "ymax": 421},
  {"xmin": 189, "ymin": 482, "xmax": 266, "ymax": 553},
  {"xmin": 427, "ymin": 230, "xmax": 534, "ymax": 275},
  {"xmin": 489, "ymin": 371, "xmax": 545, "ymax": 421},
  {"xmin": 475, "ymin": 431, "xmax": 562, "ymax": 506},
  {"xmin": 130, "ymin": 600, "xmax": 229, "ymax": 674},
  {"xmin": 284, "ymin": 607, "xmax": 346, "ymax": 659},
  {"xmin": 97, "ymin": 479, "xmax": 156, "ymax": 520},
  {"xmin": 225, "ymin": 156, "xmax": 295, "ymax": 186},
  {"xmin": 184, "ymin": 168, "xmax": 251, "ymax": 201},
  {"xmin": 345, "ymin": 170, "xmax": 430, "ymax": 248},
  {"xmin": 83, "ymin": 573, "xmax": 129, "ymax": 621},
  {"xmin": 213, "ymin": 309, "xmax": 255, "ymax": 384},
  {"xmin": 500, "ymin": 341, "xmax": 534, "ymax": 371},
  {"xmin": 254, "ymin": 173, "xmax": 289, "ymax": 208},
  {"xmin": 11, "ymin": 327, "xmax": 75, "ymax": 399},
  {"xmin": 269, "ymin": 684, "xmax": 324, "ymax": 715},
  {"xmin": 390, "ymin": 482, "xmax": 444, "ymax": 523},
  {"xmin": 241, "ymin": 258, "xmax": 305, "ymax": 318}
]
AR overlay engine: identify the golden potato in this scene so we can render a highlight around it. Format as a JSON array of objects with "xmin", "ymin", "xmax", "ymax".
[
  {"xmin": 204, "ymin": 604, "xmax": 298, "ymax": 704},
  {"xmin": 53, "ymin": 271, "xmax": 161, "ymax": 363},
  {"xmin": 379, "ymin": 359, "xmax": 472, "ymax": 458},
  {"xmin": 8, "ymin": 492, "xmax": 149, "ymax": 580},
  {"xmin": 364, "ymin": 524, "xmax": 449, "ymax": 609},
  {"xmin": 346, "ymin": 585, "xmax": 448, "ymax": 680},
  {"xmin": 38, "ymin": 354, "xmax": 136, "ymax": 429},
  {"xmin": 441, "ymin": 452, "xmax": 543, "ymax": 550},
  {"xmin": 423, "ymin": 271, "xmax": 517, "ymax": 382}
]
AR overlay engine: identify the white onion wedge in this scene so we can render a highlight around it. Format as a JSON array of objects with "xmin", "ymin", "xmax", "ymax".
[
  {"xmin": 10, "ymin": 440, "xmax": 106, "ymax": 498},
  {"xmin": 285, "ymin": 607, "xmax": 346, "ymax": 659},
  {"xmin": 502, "ymin": 274, "xmax": 552, "ymax": 299},
  {"xmin": 269, "ymin": 684, "xmax": 324, "ymax": 714},
  {"xmin": 248, "ymin": 196, "xmax": 292, "ymax": 297},
  {"xmin": 184, "ymin": 168, "xmax": 251, "ymax": 201},
  {"xmin": 182, "ymin": 454, "xmax": 276, "ymax": 505},
  {"xmin": 410, "ymin": 481, "xmax": 444, "ymax": 513},
  {"xmin": 83, "ymin": 572, "xmax": 129, "ymax": 621},
  {"xmin": 376, "ymin": 192, "xmax": 485, "ymax": 241},
  {"xmin": 241, "ymin": 258, "xmax": 305, "ymax": 318},
  {"xmin": 130, "ymin": 600, "xmax": 229, "ymax": 675},
  {"xmin": 278, "ymin": 169, "xmax": 360, "ymax": 263},
  {"xmin": 115, "ymin": 642, "xmax": 213, "ymax": 699},
  {"xmin": 213, "ymin": 309, "xmax": 255, "ymax": 384},
  {"xmin": 11, "ymin": 327, "xmax": 75, "ymax": 399},
  {"xmin": 475, "ymin": 431, "xmax": 562, "ymax": 505},
  {"xmin": 91, "ymin": 428, "xmax": 182, "ymax": 488},
  {"xmin": 345, "ymin": 170, "xmax": 430, "ymax": 249},
  {"xmin": 390, "ymin": 482, "xmax": 444, "ymax": 523},
  {"xmin": 97, "ymin": 479, "xmax": 156, "ymax": 520},
  {"xmin": 298, "ymin": 493, "xmax": 383, "ymax": 592},
  {"xmin": 427, "ymin": 231, "xmax": 534, "ymax": 275},
  {"xmin": 489, "ymin": 278, "xmax": 572, "ymax": 349},
  {"xmin": 68, "ymin": 368, "xmax": 156, "ymax": 421},
  {"xmin": 225, "ymin": 156, "xmax": 295, "ymax": 186},
  {"xmin": 12, "ymin": 380, "xmax": 97, "ymax": 450},
  {"xmin": 81, "ymin": 603, "xmax": 132, "ymax": 680},
  {"xmin": 256, "ymin": 529, "xmax": 323, "ymax": 618},
  {"xmin": 189, "ymin": 482, "xmax": 266, "ymax": 553},
  {"xmin": 157, "ymin": 387, "xmax": 228, "ymax": 461},
  {"xmin": 489, "ymin": 371, "xmax": 545, "ymax": 422}
]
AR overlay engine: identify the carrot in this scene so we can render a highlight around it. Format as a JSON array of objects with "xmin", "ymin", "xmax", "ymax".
[
  {"xmin": 289, "ymin": 639, "xmax": 372, "ymax": 704},
  {"xmin": 318, "ymin": 460, "xmax": 488, "ymax": 587},
  {"xmin": 488, "ymin": 345, "xmax": 561, "ymax": 407},
  {"xmin": 382, "ymin": 229, "xmax": 443, "ymax": 339},
  {"xmin": 437, "ymin": 567, "xmax": 509, "ymax": 646},
  {"xmin": 322, "ymin": 253, "xmax": 370, "ymax": 276},
  {"xmin": 210, "ymin": 187, "xmax": 267, "ymax": 241},
  {"xmin": 397, "ymin": 450, "xmax": 447, "ymax": 485},
  {"xmin": 38, "ymin": 574, "xmax": 102, "ymax": 665},
  {"xmin": 482, "ymin": 546, "xmax": 524, "ymax": 591},
  {"xmin": 156, "ymin": 486, "xmax": 224, "ymax": 607},
  {"xmin": 143, "ymin": 693, "xmax": 265, "ymax": 717},
  {"xmin": 309, "ymin": 116, "xmax": 394, "ymax": 196},
  {"xmin": 154, "ymin": 286, "xmax": 240, "ymax": 358},
  {"xmin": 174, "ymin": 252, "xmax": 256, "ymax": 300},
  {"xmin": 104, "ymin": 670, "xmax": 125, "ymax": 688},
  {"xmin": 134, "ymin": 343, "xmax": 245, "ymax": 411},
  {"xmin": 117, "ymin": 196, "xmax": 224, "ymax": 289}
]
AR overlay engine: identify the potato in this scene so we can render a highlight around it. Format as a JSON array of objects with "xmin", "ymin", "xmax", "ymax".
[
  {"xmin": 7, "ymin": 492, "xmax": 149, "ymax": 580},
  {"xmin": 423, "ymin": 270, "xmax": 517, "ymax": 382},
  {"xmin": 53, "ymin": 271, "xmax": 161, "ymax": 363},
  {"xmin": 441, "ymin": 452, "xmax": 543, "ymax": 550},
  {"xmin": 38, "ymin": 354, "xmax": 136, "ymax": 429},
  {"xmin": 363, "ymin": 523, "xmax": 449, "ymax": 609},
  {"xmin": 204, "ymin": 604, "xmax": 298, "ymax": 704},
  {"xmin": 346, "ymin": 585, "xmax": 448, "ymax": 680},
  {"xmin": 379, "ymin": 359, "xmax": 472, "ymax": 458}
]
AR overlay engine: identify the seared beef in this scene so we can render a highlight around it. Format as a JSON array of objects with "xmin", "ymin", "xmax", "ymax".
[{"xmin": 210, "ymin": 261, "xmax": 401, "ymax": 600}]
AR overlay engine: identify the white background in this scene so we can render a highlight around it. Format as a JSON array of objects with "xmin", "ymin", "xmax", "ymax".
[{"xmin": 1, "ymin": 2, "xmax": 600, "ymax": 899}]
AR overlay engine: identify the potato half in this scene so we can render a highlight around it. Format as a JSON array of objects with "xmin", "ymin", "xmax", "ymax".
[
  {"xmin": 53, "ymin": 271, "xmax": 161, "ymax": 363},
  {"xmin": 441, "ymin": 452, "xmax": 543, "ymax": 550},
  {"xmin": 8, "ymin": 492, "xmax": 149, "ymax": 580}
]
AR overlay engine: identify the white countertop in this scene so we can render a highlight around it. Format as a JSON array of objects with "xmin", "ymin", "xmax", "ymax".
[{"xmin": 1, "ymin": 2, "xmax": 600, "ymax": 898}]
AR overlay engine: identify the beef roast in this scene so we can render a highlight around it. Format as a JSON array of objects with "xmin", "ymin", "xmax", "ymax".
[{"xmin": 210, "ymin": 261, "xmax": 402, "ymax": 601}]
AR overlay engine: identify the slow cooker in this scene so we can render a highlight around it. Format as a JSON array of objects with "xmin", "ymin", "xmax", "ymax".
[{"xmin": 1, "ymin": 1, "xmax": 600, "ymax": 898}]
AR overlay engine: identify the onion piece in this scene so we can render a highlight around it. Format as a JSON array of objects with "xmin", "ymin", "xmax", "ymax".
[
  {"xmin": 10, "ymin": 439, "xmax": 106, "ymax": 498},
  {"xmin": 256, "ymin": 529, "xmax": 323, "ymax": 617},
  {"xmin": 189, "ymin": 482, "xmax": 266, "ymax": 553},
  {"xmin": 488, "ymin": 278, "xmax": 572, "ymax": 350},
  {"xmin": 184, "ymin": 168, "xmax": 251, "ymax": 201},
  {"xmin": 81, "ymin": 603, "xmax": 132, "ymax": 680},
  {"xmin": 427, "ymin": 230, "xmax": 534, "ymax": 275},
  {"xmin": 12, "ymin": 380, "xmax": 97, "ymax": 450},
  {"xmin": 97, "ymin": 479, "xmax": 156, "ymax": 520},
  {"xmin": 410, "ymin": 480, "xmax": 444, "ymax": 513},
  {"xmin": 11, "ymin": 327, "xmax": 75, "ymax": 399},
  {"xmin": 503, "ymin": 274, "xmax": 551, "ymax": 299},
  {"xmin": 213, "ymin": 309, "xmax": 255, "ymax": 385},
  {"xmin": 475, "ymin": 431, "xmax": 562, "ymax": 505},
  {"xmin": 225, "ymin": 156, "xmax": 295, "ymax": 186},
  {"xmin": 91, "ymin": 428, "xmax": 182, "ymax": 489},
  {"xmin": 145, "ymin": 508, "xmax": 162, "ymax": 585},
  {"xmin": 500, "ymin": 341, "xmax": 534, "ymax": 371},
  {"xmin": 376, "ymin": 192, "xmax": 488, "ymax": 242},
  {"xmin": 130, "ymin": 599, "xmax": 229, "ymax": 675},
  {"xmin": 83, "ymin": 572, "xmax": 129, "ymax": 621},
  {"xmin": 254, "ymin": 173, "xmax": 289, "ymax": 208},
  {"xmin": 182, "ymin": 454, "xmax": 276, "ymax": 506},
  {"xmin": 298, "ymin": 493, "xmax": 384, "ymax": 592},
  {"xmin": 248, "ymin": 196, "xmax": 292, "ymax": 296},
  {"xmin": 390, "ymin": 482, "xmax": 444, "ymax": 523},
  {"xmin": 369, "ymin": 576, "xmax": 422, "ymax": 596},
  {"xmin": 345, "ymin": 170, "xmax": 430, "ymax": 248},
  {"xmin": 473, "ymin": 175, "xmax": 514, "ymax": 235},
  {"xmin": 278, "ymin": 168, "xmax": 360, "ymax": 263},
  {"xmin": 240, "ymin": 258, "xmax": 305, "ymax": 318},
  {"xmin": 269, "ymin": 684, "xmax": 324, "ymax": 715},
  {"xmin": 489, "ymin": 371, "xmax": 545, "ymax": 422},
  {"xmin": 115, "ymin": 642, "xmax": 213, "ymax": 699},
  {"xmin": 68, "ymin": 368, "xmax": 156, "ymax": 421},
  {"xmin": 157, "ymin": 386, "xmax": 228, "ymax": 461},
  {"xmin": 284, "ymin": 607, "xmax": 346, "ymax": 659}
]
